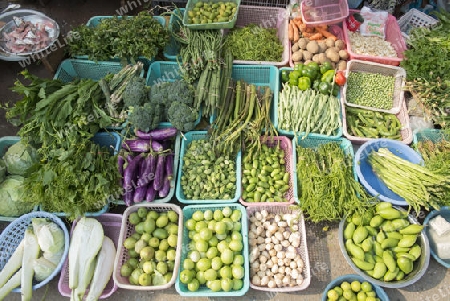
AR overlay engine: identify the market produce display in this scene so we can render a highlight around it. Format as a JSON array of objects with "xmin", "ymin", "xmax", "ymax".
[
  {"xmin": 324, "ymin": 279, "xmax": 383, "ymax": 301},
  {"xmin": 342, "ymin": 203, "xmax": 425, "ymax": 283}
]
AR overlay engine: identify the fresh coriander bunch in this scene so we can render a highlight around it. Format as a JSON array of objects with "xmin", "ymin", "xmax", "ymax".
[{"xmin": 67, "ymin": 11, "xmax": 169, "ymax": 62}]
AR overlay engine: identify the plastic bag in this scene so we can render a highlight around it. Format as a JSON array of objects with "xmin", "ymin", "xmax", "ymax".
[{"xmin": 359, "ymin": 6, "xmax": 389, "ymax": 39}]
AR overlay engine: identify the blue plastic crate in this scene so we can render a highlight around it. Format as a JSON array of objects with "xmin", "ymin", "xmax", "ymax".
[
  {"xmin": 164, "ymin": 8, "xmax": 185, "ymax": 61},
  {"xmin": 292, "ymin": 135, "xmax": 355, "ymax": 203},
  {"xmin": 322, "ymin": 274, "xmax": 389, "ymax": 301},
  {"xmin": 276, "ymin": 67, "xmax": 343, "ymax": 139},
  {"xmin": 175, "ymin": 203, "xmax": 249, "ymax": 297},
  {"xmin": 354, "ymin": 138, "xmax": 423, "ymax": 206},
  {"xmin": 175, "ymin": 131, "xmax": 242, "ymax": 204},
  {"xmin": 0, "ymin": 136, "xmax": 39, "ymax": 222}
]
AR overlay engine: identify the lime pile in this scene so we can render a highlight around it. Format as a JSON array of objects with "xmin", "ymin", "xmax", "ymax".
[
  {"xmin": 179, "ymin": 206, "xmax": 245, "ymax": 292},
  {"xmin": 186, "ymin": 1, "xmax": 238, "ymax": 25},
  {"xmin": 120, "ymin": 207, "xmax": 179, "ymax": 286},
  {"xmin": 326, "ymin": 280, "xmax": 381, "ymax": 301}
]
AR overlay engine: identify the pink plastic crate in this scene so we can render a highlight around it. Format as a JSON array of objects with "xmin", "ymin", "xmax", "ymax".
[
  {"xmin": 342, "ymin": 10, "xmax": 407, "ymax": 66},
  {"xmin": 289, "ymin": 24, "xmax": 346, "ymax": 68},
  {"xmin": 342, "ymin": 101, "xmax": 413, "ymax": 145},
  {"xmin": 58, "ymin": 214, "xmax": 122, "ymax": 299},
  {"xmin": 301, "ymin": 0, "xmax": 349, "ymax": 26},
  {"xmin": 239, "ymin": 136, "xmax": 295, "ymax": 207}
]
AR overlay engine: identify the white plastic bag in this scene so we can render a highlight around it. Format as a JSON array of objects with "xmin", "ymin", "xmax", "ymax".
[{"xmin": 359, "ymin": 6, "xmax": 389, "ymax": 39}]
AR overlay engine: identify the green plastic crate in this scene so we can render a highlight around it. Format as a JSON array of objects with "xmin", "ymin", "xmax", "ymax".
[
  {"xmin": 54, "ymin": 59, "xmax": 129, "ymax": 82},
  {"xmin": 275, "ymin": 67, "xmax": 343, "ymax": 139},
  {"xmin": 183, "ymin": 0, "xmax": 241, "ymax": 30},
  {"xmin": 176, "ymin": 131, "xmax": 242, "ymax": 204},
  {"xmin": 292, "ymin": 135, "xmax": 355, "ymax": 203},
  {"xmin": 0, "ymin": 136, "xmax": 38, "ymax": 222},
  {"xmin": 413, "ymin": 128, "xmax": 449, "ymax": 146},
  {"xmin": 175, "ymin": 203, "xmax": 249, "ymax": 296}
]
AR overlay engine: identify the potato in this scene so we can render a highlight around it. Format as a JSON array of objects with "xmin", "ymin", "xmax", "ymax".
[
  {"xmin": 335, "ymin": 39, "xmax": 345, "ymax": 50},
  {"xmin": 337, "ymin": 60, "xmax": 347, "ymax": 71},
  {"xmin": 292, "ymin": 50, "xmax": 303, "ymax": 62},
  {"xmin": 325, "ymin": 37, "xmax": 335, "ymax": 48},
  {"xmin": 302, "ymin": 50, "xmax": 313, "ymax": 61},
  {"xmin": 312, "ymin": 54, "xmax": 321, "ymax": 63},
  {"xmin": 297, "ymin": 38, "xmax": 308, "ymax": 50},
  {"xmin": 292, "ymin": 43, "xmax": 299, "ymax": 52},
  {"xmin": 339, "ymin": 49, "xmax": 349, "ymax": 60},
  {"xmin": 306, "ymin": 41, "xmax": 319, "ymax": 54},
  {"xmin": 318, "ymin": 41, "xmax": 327, "ymax": 53},
  {"xmin": 326, "ymin": 49, "xmax": 340, "ymax": 63}
]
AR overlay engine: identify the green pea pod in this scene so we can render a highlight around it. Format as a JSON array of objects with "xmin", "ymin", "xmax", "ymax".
[
  {"xmin": 381, "ymin": 238, "xmax": 399, "ymax": 249},
  {"xmin": 383, "ymin": 250, "xmax": 397, "ymax": 272},
  {"xmin": 370, "ymin": 215, "xmax": 384, "ymax": 228},
  {"xmin": 384, "ymin": 267, "xmax": 399, "ymax": 282},
  {"xmin": 397, "ymin": 257, "xmax": 413, "ymax": 274},
  {"xmin": 409, "ymin": 244, "xmax": 422, "ymax": 261},
  {"xmin": 399, "ymin": 224, "xmax": 424, "ymax": 235},
  {"xmin": 372, "ymin": 262, "xmax": 387, "ymax": 280},
  {"xmin": 353, "ymin": 225, "xmax": 369, "ymax": 244},
  {"xmin": 344, "ymin": 222, "xmax": 356, "ymax": 240},
  {"xmin": 397, "ymin": 235, "xmax": 418, "ymax": 248},
  {"xmin": 352, "ymin": 258, "xmax": 375, "ymax": 271}
]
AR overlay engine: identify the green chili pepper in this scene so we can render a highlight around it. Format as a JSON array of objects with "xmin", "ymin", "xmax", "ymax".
[
  {"xmin": 321, "ymin": 70, "xmax": 335, "ymax": 83},
  {"xmin": 298, "ymin": 77, "xmax": 311, "ymax": 91}
]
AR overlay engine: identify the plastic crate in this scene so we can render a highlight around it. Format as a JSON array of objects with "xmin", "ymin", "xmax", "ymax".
[
  {"xmin": 292, "ymin": 135, "xmax": 355, "ymax": 203},
  {"xmin": 239, "ymin": 136, "xmax": 295, "ymax": 207},
  {"xmin": 183, "ymin": 0, "xmax": 241, "ymax": 30},
  {"xmin": 342, "ymin": 101, "xmax": 413, "ymax": 145},
  {"xmin": 58, "ymin": 213, "xmax": 122, "ymax": 299},
  {"xmin": 342, "ymin": 11, "xmax": 407, "ymax": 66},
  {"xmin": 247, "ymin": 205, "xmax": 311, "ymax": 292},
  {"xmin": 275, "ymin": 68, "xmax": 343, "ymax": 139},
  {"xmin": 398, "ymin": 8, "xmax": 438, "ymax": 40},
  {"xmin": 175, "ymin": 203, "xmax": 249, "ymax": 296},
  {"xmin": 113, "ymin": 203, "xmax": 184, "ymax": 290},
  {"xmin": 354, "ymin": 138, "xmax": 422, "ymax": 206},
  {"xmin": 423, "ymin": 207, "xmax": 450, "ymax": 269},
  {"xmin": 322, "ymin": 274, "xmax": 389, "ymax": 301},
  {"xmin": 413, "ymin": 128, "xmax": 449, "ymax": 146},
  {"xmin": 240, "ymin": 0, "xmax": 289, "ymax": 7},
  {"xmin": 229, "ymin": 5, "xmax": 289, "ymax": 66},
  {"xmin": 175, "ymin": 131, "xmax": 242, "ymax": 204},
  {"xmin": 113, "ymin": 124, "xmax": 181, "ymax": 205},
  {"xmin": 39, "ymin": 131, "xmax": 121, "ymax": 216},
  {"xmin": 289, "ymin": 24, "xmax": 345, "ymax": 68},
  {"xmin": 301, "ymin": 0, "xmax": 349, "ymax": 26},
  {"xmin": 0, "ymin": 211, "xmax": 70, "ymax": 292},
  {"xmin": 0, "ymin": 136, "xmax": 39, "ymax": 222},
  {"xmin": 164, "ymin": 8, "xmax": 185, "ymax": 61},
  {"xmin": 343, "ymin": 60, "xmax": 406, "ymax": 114}
]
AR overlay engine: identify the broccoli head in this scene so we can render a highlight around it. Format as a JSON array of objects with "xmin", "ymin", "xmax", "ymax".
[
  {"xmin": 128, "ymin": 102, "xmax": 161, "ymax": 132},
  {"xmin": 167, "ymin": 101, "xmax": 198, "ymax": 132},
  {"xmin": 123, "ymin": 77, "xmax": 149, "ymax": 108}
]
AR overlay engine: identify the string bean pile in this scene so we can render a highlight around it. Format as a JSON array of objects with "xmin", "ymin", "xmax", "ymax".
[
  {"xmin": 368, "ymin": 147, "xmax": 450, "ymax": 213},
  {"xmin": 296, "ymin": 142, "xmax": 372, "ymax": 222}
]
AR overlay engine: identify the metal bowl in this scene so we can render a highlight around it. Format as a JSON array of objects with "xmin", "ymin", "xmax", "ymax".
[
  {"xmin": 338, "ymin": 207, "xmax": 430, "ymax": 288},
  {"xmin": 0, "ymin": 9, "xmax": 59, "ymax": 58}
]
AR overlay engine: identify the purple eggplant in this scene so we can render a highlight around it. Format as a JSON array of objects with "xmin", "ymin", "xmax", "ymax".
[
  {"xmin": 126, "ymin": 153, "xmax": 134, "ymax": 163},
  {"xmin": 133, "ymin": 185, "xmax": 147, "ymax": 203},
  {"xmin": 136, "ymin": 127, "xmax": 178, "ymax": 140},
  {"xmin": 122, "ymin": 139, "xmax": 151, "ymax": 152},
  {"xmin": 123, "ymin": 153, "xmax": 144, "ymax": 190},
  {"xmin": 124, "ymin": 189, "xmax": 134, "ymax": 206},
  {"xmin": 138, "ymin": 153, "xmax": 157, "ymax": 187},
  {"xmin": 151, "ymin": 140, "xmax": 164, "ymax": 152},
  {"xmin": 158, "ymin": 178, "xmax": 171, "ymax": 198},
  {"xmin": 118, "ymin": 154, "xmax": 125, "ymax": 186},
  {"xmin": 165, "ymin": 154, "xmax": 174, "ymax": 181},
  {"xmin": 146, "ymin": 185, "xmax": 157, "ymax": 202},
  {"xmin": 153, "ymin": 154, "xmax": 166, "ymax": 191}
]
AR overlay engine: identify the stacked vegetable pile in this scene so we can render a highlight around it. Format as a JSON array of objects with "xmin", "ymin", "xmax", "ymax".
[
  {"xmin": 325, "ymin": 279, "xmax": 383, "ymax": 301},
  {"xmin": 185, "ymin": 1, "xmax": 238, "ymax": 25},
  {"xmin": 0, "ymin": 218, "xmax": 66, "ymax": 300},
  {"xmin": 68, "ymin": 217, "xmax": 116, "ymax": 301},
  {"xmin": 4, "ymin": 70, "xmax": 124, "ymax": 219},
  {"xmin": 120, "ymin": 127, "xmax": 178, "ymax": 205},
  {"xmin": 179, "ymin": 206, "xmax": 246, "ymax": 293},
  {"xmin": 0, "ymin": 141, "xmax": 37, "ymax": 217},
  {"xmin": 67, "ymin": 11, "xmax": 169, "ymax": 62},
  {"xmin": 343, "ymin": 203, "xmax": 425, "ymax": 283},
  {"xmin": 119, "ymin": 207, "xmax": 180, "ymax": 287}
]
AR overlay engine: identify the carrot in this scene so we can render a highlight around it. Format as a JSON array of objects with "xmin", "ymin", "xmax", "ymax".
[
  {"xmin": 298, "ymin": 23, "xmax": 307, "ymax": 32},
  {"xmin": 317, "ymin": 28, "xmax": 337, "ymax": 41},
  {"xmin": 305, "ymin": 32, "xmax": 323, "ymax": 40},
  {"xmin": 305, "ymin": 27, "xmax": 314, "ymax": 33},
  {"xmin": 288, "ymin": 21, "xmax": 294, "ymax": 41},
  {"xmin": 293, "ymin": 23, "xmax": 299, "ymax": 42}
]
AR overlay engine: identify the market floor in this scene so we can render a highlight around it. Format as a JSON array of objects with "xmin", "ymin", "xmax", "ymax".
[{"xmin": 1, "ymin": 1, "xmax": 450, "ymax": 300}]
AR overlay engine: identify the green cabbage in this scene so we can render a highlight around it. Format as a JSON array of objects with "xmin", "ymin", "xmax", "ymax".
[
  {"xmin": 0, "ymin": 175, "xmax": 34, "ymax": 217},
  {"xmin": 33, "ymin": 257, "xmax": 58, "ymax": 282},
  {"xmin": 0, "ymin": 159, "xmax": 6, "ymax": 183},
  {"xmin": 3, "ymin": 141, "xmax": 37, "ymax": 176},
  {"xmin": 32, "ymin": 218, "xmax": 65, "ymax": 254}
]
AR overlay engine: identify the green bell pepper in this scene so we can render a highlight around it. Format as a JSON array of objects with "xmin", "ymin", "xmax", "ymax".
[
  {"xmin": 321, "ymin": 70, "xmax": 335, "ymax": 84},
  {"xmin": 312, "ymin": 80, "xmax": 320, "ymax": 91},
  {"xmin": 318, "ymin": 82, "xmax": 331, "ymax": 95},
  {"xmin": 332, "ymin": 84, "xmax": 339, "ymax": 97},
  {"xmin": 281, "ymin": 70, "xmax": 290, "ymax": 83},
  {"xmin": 301, "ymin": 66, "xmax": 318, "ymax": 81},
  {"xmin": 289, "ymin": 78, "xmax": 298, "ymax": 87},
  {"xmin": 306, "ymin": 61, "xmax": 320, "ymax": 73},
  {"xmin": 294, "ymin": 63, "xmax": 304, "ymax": 73},
  {"xmin": 320, "ymin": 61, "xmax": 333, "ymax": 74},
  {"xmin": 298, "ymin": 77, "xmax": 311, "ymax": 91}
]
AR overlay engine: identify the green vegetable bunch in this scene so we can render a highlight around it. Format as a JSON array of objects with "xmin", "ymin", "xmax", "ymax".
[{"xmin": 68, "ymin": 11, "xmax": 169, "ymax": 62}]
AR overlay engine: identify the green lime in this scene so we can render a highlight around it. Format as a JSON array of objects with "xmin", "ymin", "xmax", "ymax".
[
  {"xmin": 167, "ymin": 210, "xmax": 178, "ymax": 223},
  {"xmin": 361, "ymin": 281, "xmax": 373, "ymax": 292},
  {"xmin": 327, "ymin": 289, "xmax": 339, "ymax": 301},
  {"xmin": 351, "ymin": 280, "xmax": 361, "ymax": 292},
  {"xmin": 129, "ymin": 212, "xmax": 140, "ymax": 225}
]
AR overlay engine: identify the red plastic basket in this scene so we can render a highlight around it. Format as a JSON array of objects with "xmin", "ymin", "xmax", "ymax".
[
  {"xmin": 58, "ymin": 214, "xmax": 122, "ymax": 299},
  {"xmin": 301, "ymin": 0, "xmax": 349, "ymax": 26},
  {"xmin": 342, "ymin": 10, "xmax": 407, "ymax": 66},
  {"xmin": 239, "ymin": 136, "xmax": 295, "ymax": 207}
]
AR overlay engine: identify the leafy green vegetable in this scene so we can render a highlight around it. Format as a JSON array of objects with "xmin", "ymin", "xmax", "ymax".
[
  {"xmin": 0, "ymin": 160, "xmax": 6, "ymax": 183},
  {"xmin": 67, "ymin": 11, "xmax": 169, "ymax": 62},
  {"xmin": 0, "ymin": 175, "xmax": 34, "ymax": 217},
  {"xmin": 224, "ymin": 24, "xmax": 283, "ymax": 62},
  {"xmin": 32, "ymin": 218, "xmax": 65, "ymax": 255},
  {"xmin": 3, "ymin": 141, "xmax": 37, "ymax": 176}
]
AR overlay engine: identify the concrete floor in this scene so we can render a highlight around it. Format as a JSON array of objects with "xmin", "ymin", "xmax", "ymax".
[{"xmin": 1, "ymin": 0, "xmax": 450, "ymax": 300}]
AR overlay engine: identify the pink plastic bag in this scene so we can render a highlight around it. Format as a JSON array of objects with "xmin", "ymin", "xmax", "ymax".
[{"xmin": 359, "ymin": 6, "xmax": 389, "ymax": 39}]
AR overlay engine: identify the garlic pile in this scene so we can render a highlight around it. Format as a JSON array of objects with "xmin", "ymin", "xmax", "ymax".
[{"xmin": 248, "ymin": 209, "xmax": 305, "ymax": 289}]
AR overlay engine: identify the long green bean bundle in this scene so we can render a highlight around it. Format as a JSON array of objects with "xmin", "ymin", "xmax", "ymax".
[
  {"xmin": 368, "ymin": 147, "xmax": 450, "ymax": 213},
  {"xmin": 296, "ymin": 142, "xmax": 372, "ymax": 222}
]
